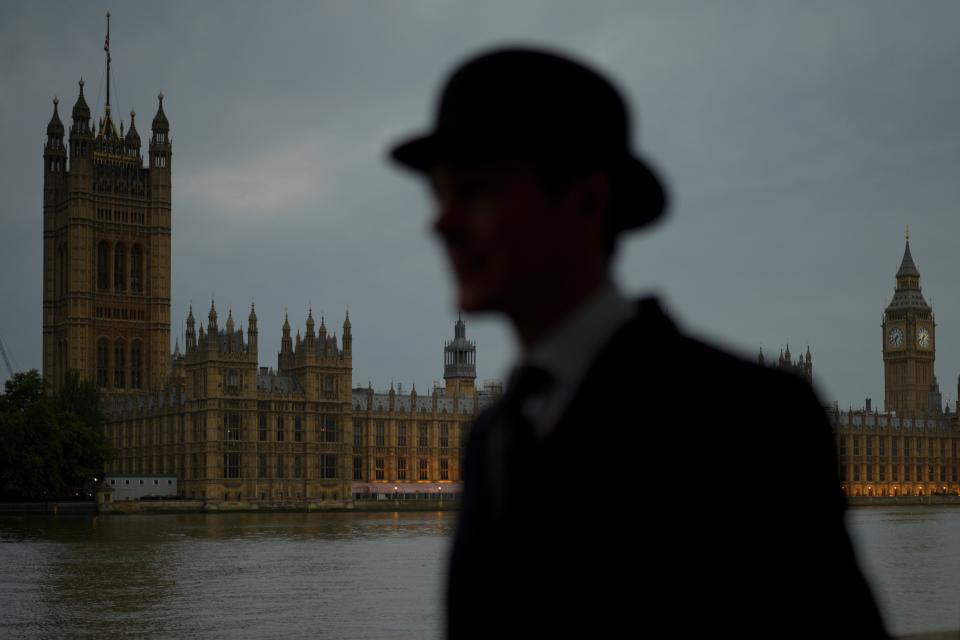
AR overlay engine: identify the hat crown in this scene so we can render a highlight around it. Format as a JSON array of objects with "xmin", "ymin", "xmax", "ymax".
[
  {"xmin": 389, "ymin": 46, "xmax": 668, "ymax": 232},
  {"xmin": 434, "ymin": 49, "xmax": 631, "ymax": 158}
]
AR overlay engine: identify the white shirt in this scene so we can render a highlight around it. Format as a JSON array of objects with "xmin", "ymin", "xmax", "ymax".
[{"xmin": 517, "ymin": 280, "xmax": 634, "ymax": 437}]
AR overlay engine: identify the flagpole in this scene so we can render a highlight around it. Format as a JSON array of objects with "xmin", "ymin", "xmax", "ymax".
[{"xmin": 105, "ymin": 12, "xmax": 111, "ymax": 113}]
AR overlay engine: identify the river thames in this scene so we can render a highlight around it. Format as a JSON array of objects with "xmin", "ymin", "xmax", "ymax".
[{"xmin": 0, "ymin": 507, "xmax": 957, "ymax": 638}]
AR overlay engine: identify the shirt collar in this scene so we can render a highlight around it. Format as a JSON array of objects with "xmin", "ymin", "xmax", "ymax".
[{"xmin": 522, "ymin": 280, "xmax": 633, "ymax": 394}]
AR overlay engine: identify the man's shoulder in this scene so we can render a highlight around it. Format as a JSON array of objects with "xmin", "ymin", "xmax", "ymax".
[{"xmin": 609, "ymin": 298, "xmax": 822, "ymax": 405}]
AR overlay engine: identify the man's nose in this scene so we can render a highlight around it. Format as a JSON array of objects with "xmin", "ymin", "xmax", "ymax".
[{"xmin": 432, "ymin": 198, "xmax": 461, "ymax": 241}]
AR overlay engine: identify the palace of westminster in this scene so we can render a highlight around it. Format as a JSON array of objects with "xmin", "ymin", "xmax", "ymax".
[{"xmin": 40, "ymin": 62, "xmax": 959, "ymax": 507}]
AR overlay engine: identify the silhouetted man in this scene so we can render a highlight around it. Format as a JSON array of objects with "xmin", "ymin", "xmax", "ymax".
[{"xmin": 389, "ymin": 47, "xmax": 887, "ymax": 639}]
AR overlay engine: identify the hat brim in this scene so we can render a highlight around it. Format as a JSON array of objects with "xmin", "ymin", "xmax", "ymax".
[{"xmin": 389, "ymin": 130, "xmax": 668, "ymax": 231}]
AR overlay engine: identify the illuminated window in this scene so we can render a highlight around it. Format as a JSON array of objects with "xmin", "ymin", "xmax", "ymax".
[
  {"xmin": 397, "ymin": 458, "xmax": 407, "ymax": 481},
  {"xmin": 419, "ymin": 458, "xmax": 428, "ymax": 481},
  {"xmin": 375, "ymin": 458, "xmax": 385, "ymax": 480}
]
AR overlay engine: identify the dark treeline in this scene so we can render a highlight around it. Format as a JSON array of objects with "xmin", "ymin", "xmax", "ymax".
[{"xmin": 0, "ymin": 370, "xmax": 112, "ymax": 500}]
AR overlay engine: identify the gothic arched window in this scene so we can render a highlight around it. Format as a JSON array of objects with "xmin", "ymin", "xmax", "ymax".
[
  {"xmin": 114, "ymin": 244, "xmax": 126, "ymax": 292},
  {"xmin": 131, "ymin": 341, "xmax": 142, "ymax": 390},
  {"xmin": 130, "ymin": 245, "xmax": 143, "ymax": 293},
  {"xmin": 96, "ymin": 338, "xmax": 109, "ymax": 388},
  {"xmin": 97, "ymin": 242, "xmax": 109, "ymax": 290},
  {"xmin": 114, "ymin": 340, "xmax": 126, "ymax": 389}
]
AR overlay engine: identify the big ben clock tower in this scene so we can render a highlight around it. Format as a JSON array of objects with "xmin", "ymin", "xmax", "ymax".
[{"xmin": 882, "ymin": 233, "xmax": 935, "ymax": 415}]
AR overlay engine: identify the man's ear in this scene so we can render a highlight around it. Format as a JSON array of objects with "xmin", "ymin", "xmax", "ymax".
[{"xmin": 567, "ymin": 171, "xmax": 612, "ymax": 223}]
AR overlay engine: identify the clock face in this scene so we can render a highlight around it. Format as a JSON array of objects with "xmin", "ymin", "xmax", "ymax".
[
  {"xmin": 888, "ymin": 327, "xmax": 904, "ymax": 348},
  {"xmin": 917, "ymin": 326, "xmax": 931, "ymax": 349}
]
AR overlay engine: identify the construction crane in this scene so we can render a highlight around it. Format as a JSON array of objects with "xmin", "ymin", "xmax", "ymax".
[{"xmin": 0, "ymin": 336, "xmax": 15, "ymax": 378}]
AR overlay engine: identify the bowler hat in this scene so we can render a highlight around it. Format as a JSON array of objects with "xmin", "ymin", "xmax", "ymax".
[{"xmin": 389, "ymin": 46, "xmax": 668, "ymax": 232}]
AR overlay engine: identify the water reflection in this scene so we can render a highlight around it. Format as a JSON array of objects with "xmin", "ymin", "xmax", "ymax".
[
  {"xmin": 6, "ymin": 508, "xmax": 953, "ymax": 638},
  {"xmin": 0, "ymin": 512, "xmax": 456, "ymax": 640},
  {"xmin": 847, "ymin": 507, "xmax": 960, "ymax": 636}
]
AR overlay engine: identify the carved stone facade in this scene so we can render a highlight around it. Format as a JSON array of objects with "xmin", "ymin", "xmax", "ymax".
[
  {"xmin": 46, "ymin": 61, "xmax": 492, "ymax": 508},
  {"xmin": 43, "ymin": 83, "xmax": 171, "ymax": 394}
]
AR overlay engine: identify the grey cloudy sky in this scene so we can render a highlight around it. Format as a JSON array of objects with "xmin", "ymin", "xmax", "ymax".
[{"xmin": 2, "ymin": 1, "xmax": 960, "ymax": 409}]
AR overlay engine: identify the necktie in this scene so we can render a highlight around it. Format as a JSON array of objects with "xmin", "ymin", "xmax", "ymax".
[{"xmin": 496, "ymin": 365, "xmax": 554, "ymax": 518}]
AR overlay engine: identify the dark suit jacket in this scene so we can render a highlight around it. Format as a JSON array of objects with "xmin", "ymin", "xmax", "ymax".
[{"xmin": 448, "ymin": 298, "xmax": 888, "ymax": 638}]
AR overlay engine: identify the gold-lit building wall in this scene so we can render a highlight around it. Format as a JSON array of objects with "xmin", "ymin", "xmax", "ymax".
[{"xmin": 835, "ymin": 411, "xmax": 959, "ymax": 497}]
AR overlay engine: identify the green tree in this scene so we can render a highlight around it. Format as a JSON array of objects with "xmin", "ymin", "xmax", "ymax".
[{"xmin": 0, "ymin": 370, "xmax": 112, "ymax": 500}]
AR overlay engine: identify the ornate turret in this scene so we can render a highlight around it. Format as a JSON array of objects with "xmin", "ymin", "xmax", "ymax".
[
  {"xmin": 764, "ymin": 343, "xmax": 812, "ymax": 384},
  {"xmin": 47, "ymin": 98, "xmax": 65, "ymax": 140},
  {"xmin": 151, "ymin": 92, "xmax": 169, "ymax": 134},
  {"xmin": 207, "ymin": 301, "xmax": 218, "ymax": 352},
  {"xmin": 305, "ymin": 308, "xmax": 317, "ymax": 352},
  {"xmin": 342, "ymin": 309, "xmax": 352, "ymax": 356},
  {"xmin": 207, "ymin": 300, "xmax": 218, "ymax": 332},
  {"xmin": 149, "ymin": 92, "xmax": 171, "ymax": 179},
  {"xmin": 124, "ymin": 109, "xmax": 141, "ymax": 156},
  {"xmin": 67, "ymin": 79, "xmax": 93, "ymax": 178},
  {"xmin": 225, "ymin": 308, "xmax": 235, "ymax": 334},
  {"xmin": 444, "ymin": 313, "xmax": 477, "ymax": 396},
  {"xmin": 44, "ymin": 98, "xmax": 67, "ymax": 189},
  {"xmin": 279, "ymin": 312, "xmax": 294, "ymax": 371},
  {"xmin": 71, "ymin": 79, "xmax": 91, "ymax": 128},
  {"xmin": 185, "ymin": 305, "xmax": 196, "ymax": 353},
  {"xmin": 247, "ymin": 303, "xmax": 258, "ymax": 353}
]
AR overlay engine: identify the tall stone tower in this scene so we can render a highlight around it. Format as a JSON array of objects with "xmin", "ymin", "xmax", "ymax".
[
  {"xmin": 42, "ymin": 23, "xmax": 171, "ymax": 393},
  {"xmin": 882, "ymin": 234, "xmax": 935, "ymax": 415},
  {"xmin": 443, "ymin": 314, "xmax": 476, "ymax": 396}
]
